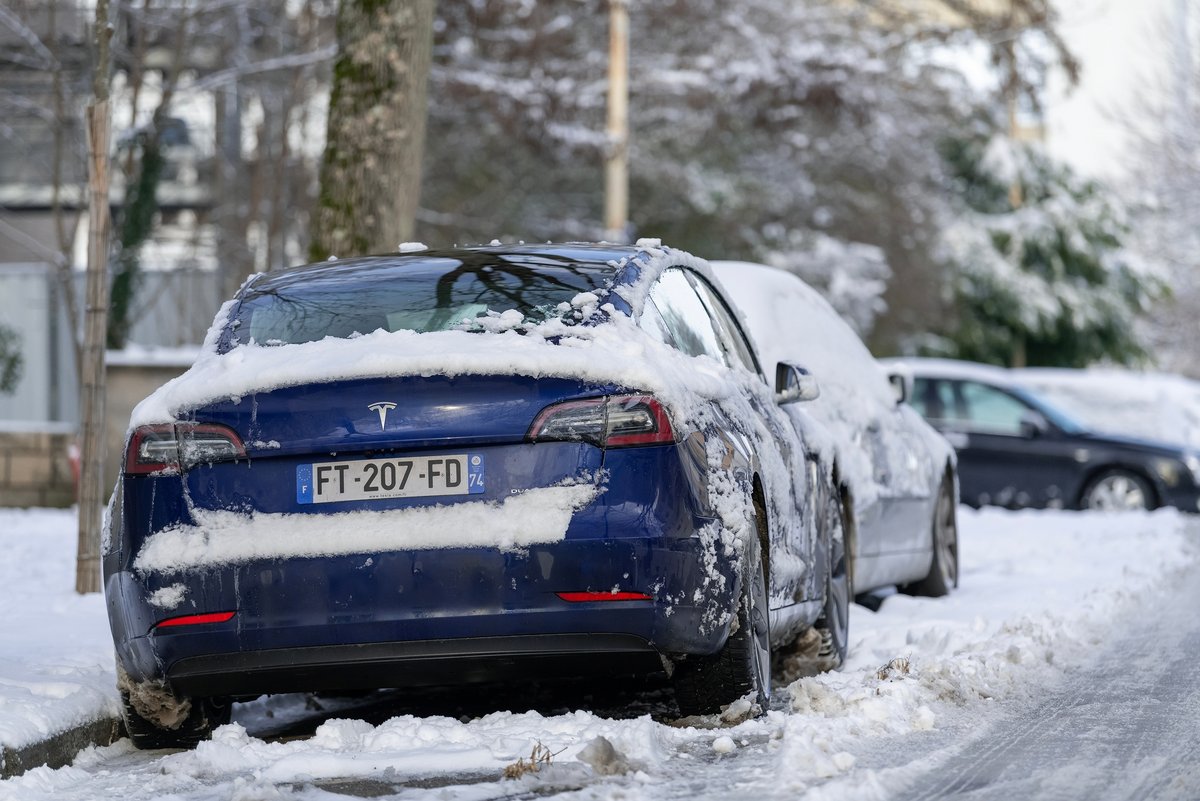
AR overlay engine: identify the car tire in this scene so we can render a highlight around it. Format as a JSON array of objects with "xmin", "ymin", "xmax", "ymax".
[
  {"xmin": 781, "ymin": 488, "xmax": 851, "ymax": 676},
  {"xmin": 1081, "ymin": 469, "xmax": 1154, "ymax": 511},
  {"xmin": 901, "ymin": 476, "xmax": 958, "ymax": 598},
  {"xmin": 120, "ymin": 690, "xmax": 231, "ymax": 750},
  {"xmin": 672, "ymin": 536, "xmax": 770, "ymax": 717},
  {"xmin": 814, "ymin": 489, "xmax": 851, "ymax": 670}
]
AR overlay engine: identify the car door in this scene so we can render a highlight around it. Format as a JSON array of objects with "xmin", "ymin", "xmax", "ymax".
[
  {"xmin": 913, "ymin": 377, "xmax": 1080, "ymax": 508},
  {"xmin": 870, "ymin": 404, "xmax": 938, "ymax": 543},
  {"xmin": 689, "ymin": 271, "xmax": 824, "ymax": 600},
  {"xmin": 647, "ymin": 268, "xmax": 811, "ymax": 608}
]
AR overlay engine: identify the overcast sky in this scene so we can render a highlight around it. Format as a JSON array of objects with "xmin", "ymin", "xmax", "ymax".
[{"xmin": 1044, "ymin": 0, "xmax": 1182, "ymax": 182}]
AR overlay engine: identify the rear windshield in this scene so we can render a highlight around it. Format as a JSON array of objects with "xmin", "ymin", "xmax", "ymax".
[{"xmin": 226, "ymin": 257, "xmax": 612, "ymax": 347}]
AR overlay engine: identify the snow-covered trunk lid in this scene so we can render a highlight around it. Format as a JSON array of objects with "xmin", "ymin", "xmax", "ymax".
[{"xmin": 181, "ymin": 374, "xmax": 615, "ymax": 456}]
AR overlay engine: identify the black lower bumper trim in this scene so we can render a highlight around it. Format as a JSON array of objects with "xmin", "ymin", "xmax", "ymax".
[{"xmin": 168, "ymin": 633, "xmax": 662, "ymax": 698}]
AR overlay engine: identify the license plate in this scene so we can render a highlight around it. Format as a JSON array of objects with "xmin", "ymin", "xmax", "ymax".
[{"xmin": 296, "ymin": 453, "xmax": 485, "ymax": 504}]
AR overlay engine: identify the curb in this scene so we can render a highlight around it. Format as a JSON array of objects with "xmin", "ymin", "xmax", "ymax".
[{"xmin": 0, "ymin": 716, "xmax": 123, "ymax": 779}]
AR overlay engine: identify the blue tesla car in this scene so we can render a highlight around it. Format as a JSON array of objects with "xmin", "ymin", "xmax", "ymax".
[{"xmin": 105, "ymin": 243, "xmax": 849, "ymax": 747}]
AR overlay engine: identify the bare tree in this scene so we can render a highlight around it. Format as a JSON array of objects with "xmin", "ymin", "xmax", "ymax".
[
  {"xmin": 1124, "ymin": 0, "xmax": 1200, "ymax": 377},
  {"xmin": 48, "ymin": 0, "xmax": 84, "ymax": 383},
  {"xmin": 310, "ymin": 0, "xmax": 436, "ymax": 260},
  {"xmin": 77, "ymin": 0, "xmax": 113, "ymax": 594}
]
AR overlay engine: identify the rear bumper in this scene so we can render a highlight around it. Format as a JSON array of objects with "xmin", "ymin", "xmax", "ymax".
[
  {"xmin": 166, "ymin": 634, "xmax": 662, "ymax": 698},
  {"xmin": 108, "ymin": 536, "xmax": 740, "ymax": 697}
]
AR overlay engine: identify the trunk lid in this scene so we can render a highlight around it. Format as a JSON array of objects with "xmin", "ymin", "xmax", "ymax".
[{"xmin": 175, "ymin": 374, "xmax": 618, "ymax": 515}]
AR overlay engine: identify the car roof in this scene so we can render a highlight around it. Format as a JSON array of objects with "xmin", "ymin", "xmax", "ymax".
[
  {"xmin": 878, "ymin": 357, "xmax": 1017, "ymax": 388},
  {"xmin": 243, "ymin": 243, "xmax": 642, "ymax": 297}
]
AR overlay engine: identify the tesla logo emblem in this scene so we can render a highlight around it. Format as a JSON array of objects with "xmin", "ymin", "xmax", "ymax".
[{"xmin": 367, "ymin": 402, "xmax": 397, "ymax": 430}]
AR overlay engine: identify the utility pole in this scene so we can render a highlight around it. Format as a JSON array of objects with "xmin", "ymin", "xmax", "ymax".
[
  {"xmin": 1004, "ymin": 0, "xmax": 1025, "ymax": 369},
  {"xmin": 78, "ymin": 0, "xmax": 113, "ymax": 594},
  {"xmin": 603, "ymin": 0, "xmax": 630, "ymax": 243}
]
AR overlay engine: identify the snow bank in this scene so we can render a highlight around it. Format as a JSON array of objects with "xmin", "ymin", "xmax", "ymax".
[
  {"xmin": 1014, "ymin": 367, "xmax": 1200, "ymax": 449},
  {"xmin": 173, "ymin": 509, "xmax": 1186, "ymax": 790},
  {"xmin": 159, "ymin": 710, "xmax": 670, "ymax": 785},
  {"xmin": 0, "ymin": 509, "xmax": 119, "ymax": 752}
]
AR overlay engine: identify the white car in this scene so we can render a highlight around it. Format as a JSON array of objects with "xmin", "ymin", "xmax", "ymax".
[{"xmin": 712, "ymin": 261, "xmax": 959, "ymax": 597}]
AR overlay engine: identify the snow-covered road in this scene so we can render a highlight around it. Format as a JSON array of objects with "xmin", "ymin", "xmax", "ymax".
[
  {"xmin": 1, "ymin": 507, "xmax": 1197, "ymax": 801},
  {"xmin": 861, "ymin": 557, "xmax": 1200, "ymax": 801}
]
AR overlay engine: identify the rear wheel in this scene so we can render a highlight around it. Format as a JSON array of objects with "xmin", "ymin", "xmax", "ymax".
[
  {"xmin": 672, "ymin": 537, "xmax": 770, "ymax": 717},
  {"xmin": 1081, "ymin": 469, "xmax": 1153, "ymax": 511},
  {"xmin": 120, "ymin": 690, "xmax": 230, "ymax": 750},
  {"xmin": 901, "ymin": 477, "xmax": 958, "ymax": 597},
  {"xmin": 783, "ymin": 488, "xmax": 851, "ymax": 675},
  {"xmin": 815, "ymin": 490, "xmax": 851, "ymax": 669}
]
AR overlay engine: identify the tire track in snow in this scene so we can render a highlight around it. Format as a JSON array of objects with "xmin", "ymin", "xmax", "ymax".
[{"xmin": 900, "ymin": 565, "xmax": 1200, "ymax": 801}]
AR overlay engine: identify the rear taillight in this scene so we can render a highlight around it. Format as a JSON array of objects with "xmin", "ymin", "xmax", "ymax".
[
  {"xmin": 125, "ymin": 423, "xmax": 246, "ymax": 475},
  {"xmin": 528, "ymin": 394, "xmax": 676, "ymax": 448},
  {"xmin": 556, "ymin": 591, "xmax": 653, "ymax": 602},
  {"xmin": 153, "ymin": 611, "xmax": 236, "ymax": 630}
]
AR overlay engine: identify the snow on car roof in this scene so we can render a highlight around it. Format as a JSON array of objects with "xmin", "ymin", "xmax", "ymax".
[
  {"xmin": 128, "ymin": 244, "xmax": 742, "ymax": 430},
  {"xmin": 1014, "ymin": 367, "xmax": 1200, "ymax": 449},
  {"xmin": 877, "ymin": 357, "xmax": 1016, "ymax": 387},
  {"xmin": 710, "ymin": 260, "xmax": 952, "ymax": 509}
]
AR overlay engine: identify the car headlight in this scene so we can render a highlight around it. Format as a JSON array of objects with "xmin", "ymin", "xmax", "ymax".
[
  {"xmin": 1154, "ymin": 458, "xmax": 1181, "ymax": 486},
  {"xmin": 1185, "ymin": 453, "xmax": 1200, "ymax": 485}
]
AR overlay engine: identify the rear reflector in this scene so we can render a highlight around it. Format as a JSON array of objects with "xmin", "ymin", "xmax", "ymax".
[
  {"xmin": 556, "ymin": 591, "xmax": 653, "ymax": 602},
  {"xmin": 154, "ymin": 611, "xmax": 236, "ymax": 629}
]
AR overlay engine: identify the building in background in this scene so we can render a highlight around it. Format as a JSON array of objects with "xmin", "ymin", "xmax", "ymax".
[{"xmin": 0, "ymin": 1, "xmax": 333, "ymax": 433}]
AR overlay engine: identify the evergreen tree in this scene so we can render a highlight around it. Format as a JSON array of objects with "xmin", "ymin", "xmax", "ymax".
[{"xmin": 931, "ymin": 136, "xmax": 1162, "ymax": 368}]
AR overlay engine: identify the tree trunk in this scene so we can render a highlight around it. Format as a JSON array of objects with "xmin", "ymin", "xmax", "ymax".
[
  {"xmin": 309, "ymin": 0, "xmax": 436, "ymax": 261},
  {"xmin": 78, "ymin": 100, "xmax": 112, "ymax": 595},
  {"xmin": 78, "ymin": 0, "xmax": 113, "ymax": 595}
]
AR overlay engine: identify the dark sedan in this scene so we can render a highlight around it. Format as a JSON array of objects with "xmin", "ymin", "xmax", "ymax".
[
  {"xmin": 886, "ymin": 359, "xmax": 1200, "ymax": 513},
  {"xmin": 106, "ymin": 243, "xmax": 851, "ymax": 747}
]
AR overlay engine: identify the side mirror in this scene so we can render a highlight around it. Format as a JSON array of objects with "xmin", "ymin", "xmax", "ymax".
[
  {"xmin": 776, "ymin": 363, "xmax": 820, "ymax": 405},
  {"xmin": 1019, "ymin": 410, "xmax": 1049, "ymax": 438},
  {"xmin": 887, "ymin": 372, "xmax": 911, "ymax": 406}
]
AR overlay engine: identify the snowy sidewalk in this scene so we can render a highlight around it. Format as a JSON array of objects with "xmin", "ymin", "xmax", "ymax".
[{"xmin": 0, "ymin": 508, "xmax": 121, "ymax": 776}]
